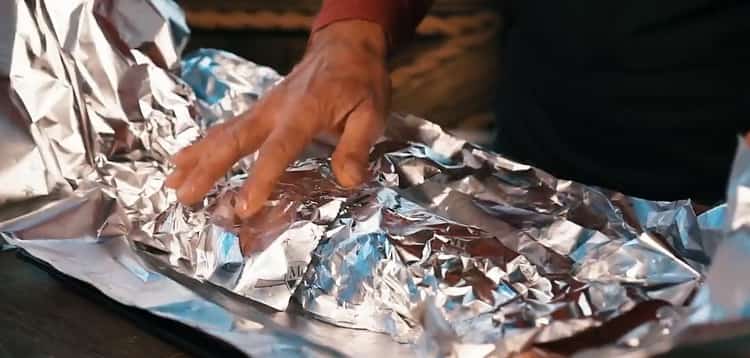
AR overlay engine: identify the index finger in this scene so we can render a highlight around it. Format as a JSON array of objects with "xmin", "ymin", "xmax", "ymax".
[{"xmin": 235, "ymin": 116, "xmax": 319, "ymax": 218}]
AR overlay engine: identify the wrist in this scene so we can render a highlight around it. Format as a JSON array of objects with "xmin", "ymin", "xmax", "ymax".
[{"xmin": 309, "ymin": 20, "xmax": 388, "ymax": 59}]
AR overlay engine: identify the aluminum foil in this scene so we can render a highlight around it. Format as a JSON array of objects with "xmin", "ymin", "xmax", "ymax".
[
  {"xmin": 142, "ymin": 161, "xmax": 337, "ymax": 311},
  {"xmin": 0, "ymin": 0, "xmax": 198, "ymax": 234},
  {"xmin": 690, "ymin": 139, "xmax": 750, "ymax": 323},
  {"xmin": 3, "ymin": 1, "xmax": 750, "ymax": 357},
  {"xmin": 180, "ymin": 48, "xmax": 282, "ymax": 128},
  {"xmin": 294, "ymin": 117, "xmax": 706, "ymax": 351},
  {"xmin": 0, "ymin": 236, "xmax": 12, "ymax": 251}
]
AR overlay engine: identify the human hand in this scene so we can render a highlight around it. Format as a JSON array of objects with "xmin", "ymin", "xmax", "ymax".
[{"xmin": 166, "ymin": 20, "xmax": 390, "ymax": 218}]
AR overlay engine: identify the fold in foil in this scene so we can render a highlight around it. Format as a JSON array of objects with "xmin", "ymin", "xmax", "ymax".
[{"xmin": 3, "ymin": 1, "xmax": 750, "ymax": 357}]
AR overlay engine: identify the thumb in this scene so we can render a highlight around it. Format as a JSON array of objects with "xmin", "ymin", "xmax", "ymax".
[{"xmin": 332, "ymin": 100, "xmax": 385, "ymax": 188}]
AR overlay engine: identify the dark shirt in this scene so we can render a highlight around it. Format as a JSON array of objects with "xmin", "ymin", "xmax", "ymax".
[{"xmin": 314, "ymin": 0, "xmax": 750, "ymax": 202}]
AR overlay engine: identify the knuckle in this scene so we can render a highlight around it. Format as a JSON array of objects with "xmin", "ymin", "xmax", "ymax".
[{"xmin": 262, "ymin": 135, "xmax": 297, "ymax": 161}]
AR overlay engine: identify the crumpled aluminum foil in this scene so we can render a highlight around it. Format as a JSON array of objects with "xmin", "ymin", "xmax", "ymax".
[
  {"xmin": 294, "ymin": 117, "xmax": 707, "ymax": 350},
  {"xmin": 141, "ymin": 161, "xmax": 337, "ymax": 311},
  {"xmin": 3, "ymin": 1, "xmax": 750, "ymax": 357},
  {"xmin": 163, "ymin": 56, "xmax": 714, "ymax": 355},
  {"xmin": 0, "ymin": 0, "xmax": 198, "ymax": 236},
  {"xmin": 180, "ymin": 48, "xmax": 282, "ymax": 128}
]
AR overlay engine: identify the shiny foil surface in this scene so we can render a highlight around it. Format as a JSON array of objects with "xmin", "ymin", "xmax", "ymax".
[
  {"xmin": 0, "ymin": 0, "xmax": 198, "ymax": 237},
  {"xmin": 180, "ymin": 48, "xmax": 282, "ymax": 128},
  {"xmin": 296, "ymin": 116, "xmax": 707, "ymax": 350},
  {"xmin": 2, "ymin": 1, "xmax": 750, "ymax": 357}
]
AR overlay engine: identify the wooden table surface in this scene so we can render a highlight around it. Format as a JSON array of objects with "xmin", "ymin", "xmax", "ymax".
[{"xmin": 0, "ymin": 250, "xmax": 193, "ymax": 357}]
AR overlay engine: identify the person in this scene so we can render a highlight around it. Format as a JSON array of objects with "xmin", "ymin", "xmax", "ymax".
[{"xmin": 166, "ymin": 0, "xmax": 750, "ymax": 219}]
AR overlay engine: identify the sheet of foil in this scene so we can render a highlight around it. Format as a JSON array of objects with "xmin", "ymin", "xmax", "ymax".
[
  {"xmin": 293, "ymin": 117, "xmax": 710, "ymax": 352},
  {"xmin": 0, "ymin": 0, "xmax": 199, "ymax": 233},
  {"xmin": 3, "ymin": 1, "xmax": 750, "ymax": 357}
]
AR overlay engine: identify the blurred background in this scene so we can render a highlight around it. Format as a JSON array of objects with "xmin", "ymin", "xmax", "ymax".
[{"xmin": 176, "ymin": 0, "xmax": 501, "ymax": 144}]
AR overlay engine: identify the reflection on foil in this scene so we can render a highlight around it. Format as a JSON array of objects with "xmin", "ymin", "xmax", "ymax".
[
  {"xmin": 0, "ymin": 0, "xmax": 198, "ymax": 231},
  {"xmin": 2, "ymin": 1, "xmax": 750, "ymax": 357},
  {"xmin": 143, "ymin": 160, "xmax": 343, "ymax": 311},
  {"xmin": 0, "ymin": 236, "xmax": 12, "ymax": 251},
  {"xmin": 181, "ymin": 48, "xmax": 282, "ymax": 128},
  {"xmin": 290, "ymin": 123, "xmax": 706, "ymax": 353},
  {"xmin": 690, "ymin": 140, "xmax": 750, "ymax": 324}
]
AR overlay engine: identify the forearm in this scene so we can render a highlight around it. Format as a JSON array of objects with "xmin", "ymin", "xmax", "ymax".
[{"xmin": 312, "ymin": 0, "xmax": 434, "ymax": 53}]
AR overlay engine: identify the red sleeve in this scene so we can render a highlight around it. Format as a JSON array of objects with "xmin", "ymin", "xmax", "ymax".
[{"xmin": 312, "ymin": 0, "xmax": 433, "ymax": 52}]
